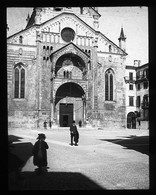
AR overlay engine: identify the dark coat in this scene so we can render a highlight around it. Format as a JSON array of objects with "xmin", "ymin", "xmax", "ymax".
[
  {"xmin": 74, "ymin": 130, "xmax": 79, "ymax": 143},
  {"xmin": 70, "ymin": 125, "xmax": 79, "ymax": 143},
  {"xmin": 32, "ymin": 140, "xmax": 49, "ymax": 167}
]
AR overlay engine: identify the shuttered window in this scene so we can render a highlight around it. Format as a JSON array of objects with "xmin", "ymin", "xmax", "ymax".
[{"xmin": 129, "ymin": 96, "xmax": 134, "ymax": 106}]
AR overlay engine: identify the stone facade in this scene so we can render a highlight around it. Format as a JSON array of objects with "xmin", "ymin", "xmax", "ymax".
[{"xmin": 7, "ymin": 7, "xmax": 127, "ymax": 128}]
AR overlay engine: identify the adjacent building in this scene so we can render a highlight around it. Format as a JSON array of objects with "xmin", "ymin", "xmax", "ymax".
[
  {"xmin": 135, "ymin": 63, "xmax": 149, "ymax": 129},
  {"xmin": 125, "ymin": 60, "xmax": 149, "ymax": 129}
]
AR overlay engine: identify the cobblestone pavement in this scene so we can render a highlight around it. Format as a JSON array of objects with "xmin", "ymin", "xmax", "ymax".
[{"xmin": 8, "ymin": 127, "xmax": 149, "ymax": 190}]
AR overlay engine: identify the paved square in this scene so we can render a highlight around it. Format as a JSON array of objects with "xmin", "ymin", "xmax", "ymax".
[{"xmin": 8, "ymin": 127, "xmax": 149, "ymax": 190}]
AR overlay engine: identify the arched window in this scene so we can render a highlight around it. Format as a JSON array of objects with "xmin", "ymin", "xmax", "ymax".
[
  {"xmin": 20, "ymin": 68, "xmax": 25, "ymax": 98},
  {"xmin": 19, "ymin": 36, "xmax": 23, "ymax": 44},
  {"xmin": 15, "ymin": 68, "xmax": 19, "ymax": 98},
  {"xmin": 14, "ymin": 65, "xmax": 25, "ymax": 98},
  {"xmin": 88, "ymin": 50, "xmax": 91, "ymax": 56},
  {"xmin": 105, "ymin": 69, "xmax": 114, "ymax": 101},
  {"xmin": 109, "ymin": 45, "xmax": 112, "ymax": 53},
  {"xmin": 64, "ymin": 71, "xmax": 66, "ymax": 78}
]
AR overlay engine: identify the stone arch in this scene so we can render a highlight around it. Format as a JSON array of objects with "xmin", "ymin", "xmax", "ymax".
[
  {"xmin": 54, "ymin": 82, "xmax": 86, "ymax": 127},
  {"xmin": 55, "ymin": 82, "xmax": 85, "ymax": 105},
  {"xmin": 13, "ymin": 62, "xmax": 28, "ymax": 69},
  {"xmin": 51, "ymin": 45, "xmax": 89, "ymax": 72},
  {"xmin": 54, "ymin": 80, "xmax": 86, "ymax": 100},
  {"xmin": 54, "ymin": 53, "xmax": 86, "ymax": 75}
]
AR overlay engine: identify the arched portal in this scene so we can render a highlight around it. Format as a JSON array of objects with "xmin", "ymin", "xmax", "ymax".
[
  {"xmin": 127, "ymin": 112, "xmax": 136, "ymax": 129},
  {"xmin": 54, "ymin": 82, "xmax": 86, "ymax": 127},
  {"xmin": 55, "ymin": 53, "xmax": 86, "ymax": 75}
]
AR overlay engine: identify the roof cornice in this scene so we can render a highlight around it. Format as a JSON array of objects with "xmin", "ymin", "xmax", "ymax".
[
  {"xmin": 7, "ymin": 24, "xmax": 40, "ymax": 39},
  {"xmin": 7, "ymin": 12, "xmax": 127, "ymax": 55}
]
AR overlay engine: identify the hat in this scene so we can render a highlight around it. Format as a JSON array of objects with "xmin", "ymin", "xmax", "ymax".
[{"xmin": 37, "ymin": 133, "xmax": 46, "ymax": 140}]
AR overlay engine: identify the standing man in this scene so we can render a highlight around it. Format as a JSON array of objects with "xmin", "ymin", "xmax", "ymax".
[
  {"xmin": 69, "ymin": 120, "xmax": 79, "ymax": 146},
  {"xmin": 43, "ymin": 120, "xmax": 47, "ymax": 129},
  {"xmin": 79, "ymin": 120, "xmax": 82, "ymax": 127},
  {"xmin": 49, "ymin": 120, "xmax": 52, "ymax": 129}
]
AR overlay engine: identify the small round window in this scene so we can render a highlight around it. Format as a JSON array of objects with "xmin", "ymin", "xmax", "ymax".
[{"xmin": 61, "ymin": 27, "xmax": 75, "ymax": 42}]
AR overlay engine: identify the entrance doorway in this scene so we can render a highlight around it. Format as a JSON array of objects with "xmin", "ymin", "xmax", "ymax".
[
  {"xmin": 127, "ymin": 112, "xmax": 136, "ymax": 129},
  {"xmin": 60, "ymin": 103, "xmax": 73, "ymax": 127},
  {"xmin": 62, "ymin": 115, "xmax": 69, "ymax": 127}
]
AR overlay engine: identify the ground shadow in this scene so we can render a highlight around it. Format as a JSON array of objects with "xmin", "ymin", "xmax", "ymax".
[
  {"xmin": 99, "ymin": 135, "xmax": 149, "ymax": 155},
  {"xmin": 8, "ymin": 135, "xmax": 104, "ymax": 190},
  {"xmin": 8, "ymin": 135, "xmax": 34, "ymax": 176},
  {"xmin": 9, "ymin": 170, "xmax": 104, "ymax": 190},
  {"xmin": 8, "ymin": 135, "xmax": 24, "ymax": 143}
]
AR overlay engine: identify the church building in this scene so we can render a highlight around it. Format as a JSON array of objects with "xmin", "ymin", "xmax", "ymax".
[{"xmin": 7, "ymin": 7, "xmax": 128, "ymax": 128}]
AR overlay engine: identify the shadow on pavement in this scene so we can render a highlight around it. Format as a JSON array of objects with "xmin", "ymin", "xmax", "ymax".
[
  {"xmin": 9, "ymin": 170, "xmax": 104, "ymax": 190},
  {"xmin": 99, "ymin": 135, "xmax": 149, "ymax": 155},
  {"xmin": 8, "ymin": 135, "xmax": 34, "ymax": 185},
  {"xmin": 8, "ymin": 135, "xmax": 104, "ymax": 190}
]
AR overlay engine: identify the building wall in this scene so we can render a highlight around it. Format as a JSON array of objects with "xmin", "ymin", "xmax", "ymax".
[
  {"xmin": 95, "ymin": 53, "xmax": 126, "ymax": 128},
  {"xmin": 7, "ymin": 44, "xmax": 38, "ymax": 127},
  {"xmin": 125, "ymin": 63, "xmax": 149, "ymax": 129}
]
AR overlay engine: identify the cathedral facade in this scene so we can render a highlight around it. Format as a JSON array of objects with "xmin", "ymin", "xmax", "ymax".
[{"xmin": 7, "ymin": 7, "xmax": 127, "ymax": 128}]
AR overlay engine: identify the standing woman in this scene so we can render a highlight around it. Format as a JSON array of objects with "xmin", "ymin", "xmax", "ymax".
[{"xmin": 32, "ymin": 133, "xmax": 49, "ymax": 174}]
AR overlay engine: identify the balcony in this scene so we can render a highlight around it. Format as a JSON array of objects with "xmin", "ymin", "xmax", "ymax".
[
  {"xmin": 136, "ymin": 74, "xmax": 149, "ymax": 83},
  {"xmin": 124, "ymin": 76, "xmax": 136, "ymax": 84}
]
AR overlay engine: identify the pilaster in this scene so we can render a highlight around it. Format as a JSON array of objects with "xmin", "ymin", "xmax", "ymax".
[
  {"xmin": 36, "ymin": 28, "xmax": 42, "ymax": 127},
  {"xmin": 92, "ymin": 36, "xmax": 98, "ymax": 119}
]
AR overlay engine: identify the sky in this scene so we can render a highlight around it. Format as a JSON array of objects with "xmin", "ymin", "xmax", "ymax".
[{"xmin": 7, "ymin": 7, "xmax": 148, "ymax": 65}]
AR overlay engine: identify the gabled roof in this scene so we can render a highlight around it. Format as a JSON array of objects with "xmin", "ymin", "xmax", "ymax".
[
  {"xmin": 7, "ymin": 24, "xmax": 38, "ymax": 39},
  {"xmin": 36, "ymin": 12, "xmax": 98, "ymax": 34},
  {"xmin": 89, "ymin": 7, "xmax": 101, "ymax": 17},
  {"xmin": 99, "ymin": 32, "xmax": 128, "ymax": 55},
  {"xmin": 25, "ymin": 7, "xmax": 101, "ymax": 29},
  {"xmin": 39, "ymin": 12, "xmax": 127, "ymax": 55},
  {"xmin": 7, "ymin": 11, "xmax": 127, "ymax": 56},
  {"xmin": 50, "ymin": 41, "xmax": 90, "ymax": 58},
  {"xmin": 25, "ymin": 8, "xmax": 36, "ymax": 29},
  {"xmin": 135, "ymin": 63, "xmax": 149, "ymax": 71}
]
